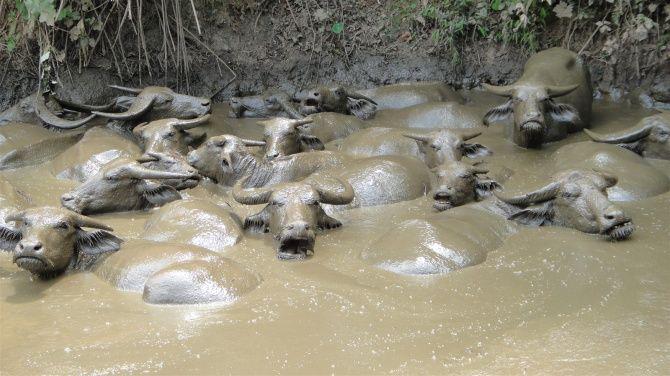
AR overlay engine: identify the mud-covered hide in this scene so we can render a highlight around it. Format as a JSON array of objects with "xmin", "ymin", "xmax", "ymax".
[
  {"xmin": 483, "ymin": 47, "xmax": 593, "ymax": 148},
  {"xmin": 94, "ymin": 240, "xmax": 261, "ymax": 305},
  {"xmin": 357, "ymin": 81, "xmax": 465, "ymax": 110},
  {"xmin": 361, "ymin": 207, "xmax": 513, "ymax": 275},
  {"xmin": 297, "ymin": 85, "xmax": 378, "ymax": 120},
  {"xmin": 372, "ymin": 101, "xmax": 484, "ymax": 129},
  {"xmin": 312, "ymin": 155, "xmax": 433, "ymax": 210},
  {"xmin": 0, "ymin": 94, "xmax": 68, "ymax": 126},
  {"xmin": 0, "ymin": 123, "xmax": 84, "ymax": 170},
  {"xmin": 552, "ymin": 142, "xmax": 670, "ymax": 201},
  {"xmin": 228, "ymin": 89, "xmax": 302, "ymax": 119},
  {"xmin": 430, "ymin": 160, "xmax": 504, "ymax": 211},
  {"xmin": 141, "ymin": 198, "xmax": 243, "ymax": 252},
  {"xmin": 297, "ymin": 112, "xmax": 367, "ymax": 145},
  {"xmin": 327, "ymin": 127, "xmax": 489, "ymax": 168},
  {"xmin": 0, "ymin": 177, "xmax": 30, "ymax": 229},
  {"xmin": 50, "ymin": 127, "xmax": 141, "ymax": 182},
  {"xmin": 584, "ymin": 112, "xmax": 670, "ymax": 160}
]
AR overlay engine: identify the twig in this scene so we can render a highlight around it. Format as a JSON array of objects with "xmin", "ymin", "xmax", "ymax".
[{"xmin": 189, "ymin": 0, "xmax": 202, "ymax": 35}]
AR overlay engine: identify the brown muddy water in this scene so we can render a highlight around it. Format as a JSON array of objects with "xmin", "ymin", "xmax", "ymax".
[{"xmin": 1, "ymin": 91, "xmax": 669, "ymax": 374}]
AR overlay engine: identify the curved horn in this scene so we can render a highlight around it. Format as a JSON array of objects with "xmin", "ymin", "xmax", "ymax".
[
  {"xmin": 34, "ymin": 94, "xmax": 96, "ymax": 129},
  {"xmin": 460, "ymin": 130, "xmax": 483, "ymax": 141},
  {"xmin": 54, "ymin": 97, "xmax": 117, "ymax": 112},
  {"xmin": 494, "ymin": 182, "xmax": 561, "ymax": 206},
  {"xmin": 483, "ymin": 83, "xmax": 515, "ymax": 97},
  {"xmin": 241, "ymin": 138, "xmax": 266, "ymax": 147},
  {"xmin": 123, "ymin": 164, "xmax": 195, "ymax": 180},
  {"xmin": 109, "ymin": 85, "xmax": 143, "ymax": 94},
  {"xmin": 403, "ymin": 133, "xmax": 431, "ymax": 143},
  {"xmin": 92, "ymin": 96, "xmax": 155, "ymax": 120},
  {"xmin": 314, "ymin": 178, "xmax": 355, "ymax": 205},
  {"xmin": 345, "ymin": 91, "xmax": 378, "ymax": 105},
  {"xmin": 546, "ymin": 84, "xmax": 579, "ymax": 98},
  {"xmin": 172, "ymin": 114, "xmax": 211, "ymax": 130},
  {"xmin": 5, "ymin": 211, "xmax": 26, "ymax": 223},
  {"xmin": 291, "ymin": 118, "xmax": 314, "ymax": 128},
  {"xmin": 232, "ymin": 176, "xmax": 274, "ymax": 205},
  {"xmin": 69, "ymin": 213, "xmax": 114, "ymax": 231},
  {"xmin": 136, "ymin": 154, "xmax": 159, "ymax": 163},
  {"xmin": 583, "ymin": 125, "xmax": 652, "ymax": 144}
]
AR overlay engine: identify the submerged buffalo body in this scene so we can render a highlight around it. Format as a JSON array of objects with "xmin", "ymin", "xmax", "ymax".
[
  {"xmin": 494, "ymin": 169, "xmax": 633, "ymax": 241},
  {"xmin": 356, "ymin": 81, "xmax": 464, "ymax": 110},
  {"xmin": 298, "ymin": 85, "xmax": 378, "ymax": 120},
  {"xmin": 233, "ymin": 176, "xmax": 353, "ymax": 260},
  {"xmin": 483, "ymin": 48, "xmax": 592, "ymax": 148},
  {"xmin": 584, "ymin": 112, "xmax": 670, "ymax": 160},
  {"xmin": 372, "ymin": 101, "xmax": 483, "ymax": 129}
]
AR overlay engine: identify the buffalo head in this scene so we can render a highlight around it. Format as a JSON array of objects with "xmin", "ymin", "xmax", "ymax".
[
  {"xmin": 133, "ymin": 114, "xmax": 210, "ymax": 156},
  {"xmin": 584, "ymin": 113, "xmax": 670, "ymax": 160},
  {"xmin": 137, "ymin": 152, "xmax": 201, "ymax": 190},
  {"xmin": 403, "ymin": 129, "xmax": 491, "ymax": 167},
  {"xmin": 0, "ymin": 207, "xmax": 122, "ymax": 279},
  {"xmin": 61, "ymin": 158, "xmax": 197, "ymax": 214},
  {"xmin": 233, "ymin": 176, "xmax": 353, "ymax": 260},
  {"xmin": 299, "ymin": 86, "xmax": 378, "ymax": 120},
  {"xmin": 495, "ymin": 169, "xmax": 634, "ymax": 240},
  {"xmin": 258, "ymin": 117, "xmax": 319, "ymax": 159},
  {"xmin": 229, "ymin": 90, "xmax": 303, "ymax": 119},
  {"xmin": 187, "ymin": 135, "xmax": 266, "ymax": 183},
  {"xmin": 432, "ymin": 161, "xmax": 500, "ymax": 211},
  {"xmin": 483, "ymin": 83, "xmax": 581, "ymax": 148}
]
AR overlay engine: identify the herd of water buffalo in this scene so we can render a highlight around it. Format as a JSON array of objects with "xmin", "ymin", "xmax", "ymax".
[{"xmin": 0, "ymin": 47, "xmax": 668, "ymax": 294}]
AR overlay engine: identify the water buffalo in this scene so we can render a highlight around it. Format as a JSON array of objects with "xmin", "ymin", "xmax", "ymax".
[
  {"xmin": 432, "ymin": 161, "xmax": 501, "ymax": 211},
  {"xmin": 132, "ymin": 114, "xmax": 210, "ymax": 157},
  {"xmin": 186, "ymin": 134, "xmax": 349, "ymax": 187},
  {"xmin": 298, "ymin": 85, "xmax": 378, "ymax": 120},
  {"xmin": 233, "ymin": 175, "xmax": 353, "ymax": 260},
  {"xmin": 0, "ymin": 93, "xmax": 100, "ymax": 128},
  {"xmin": 0, "ymin": 206, "xmax": 123, "ymax": 279},
  {"xmin": 584, "ymin": 112, "xmax": 670, "ymax": 160},
  {"xmin": 137, "ymin": 152, "xmax": 201, "ymax": 190},
  {"xmin": 0, "ymin": 123, "xmax": 84, "ymax": 170},
  {"xmin": 229, "ymin": 89, "xmax": 303, "ymax": 119},
  {"xmin": 483, "ymin": 47, "xmax": 592, "ymax": 148},
  {"xmin": 494, "ymin": 169, "xmax": 633, "ymax": 241},
  {"xmin": 61, "ymin": 158, "xmax": 197, "ymax": 214},
  {"xmin": 329, "ymin": 127, "xmax": 490, "ymax": 167},
  {"xmin": 356, "ymin": 81, "xmax": 464, "ymax": 110}
]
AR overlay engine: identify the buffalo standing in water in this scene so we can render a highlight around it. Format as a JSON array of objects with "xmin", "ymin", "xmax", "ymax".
[
  {"xmin": 495, "ymin": 169, "xmax": 634, "ymax": 241},
  {"xmin": 233, "ymin": 176, "xmax": 354, "ymax": 260},
  {"xmin": 584, "ymin": 112, "xmax": 670, "ymax": 160},
  {"xmin": 483, "ymin": 47, "xmax": 592, "ymax": 148},
  {"xmin": 0, "ymin": 207, "xmax": 122, "ymax": 279},
  {"xmin": 61, "ymin": 158, "xmax": 198, "ymax": 214}
]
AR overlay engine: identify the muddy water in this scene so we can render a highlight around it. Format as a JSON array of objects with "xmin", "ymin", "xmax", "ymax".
[{"xmin": 1, "ymin": 92, "xmax": 669, "ymax": 374}]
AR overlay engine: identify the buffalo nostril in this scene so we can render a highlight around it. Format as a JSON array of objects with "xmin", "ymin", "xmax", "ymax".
[
  {"xmin": 62, "ymin": 194, "xmax": 74, "ymax": 201},
  {"xmin": 304, "ymin": 225, "xmax": 310, "ymax": 231},
  {"xmin": 202, "ymin": 100, "xmax": 210, "ymax": 106},
  {"xmin": 19, "ymin": 244, "xmax": 24, "ymax": 250},
  {"xmin": 313, "ymin": 92, "xmax": 319, "ymax": 97},
  {"xmin": 287, "ymin": 225, "xmax": 294, "ymax": 230},
  {"xmin": 34, "ymin": 244, "xmax": 42, "ymax": 251},
  {"xmin": 266, "ymin": 153, "xmax": 279, "ymax": 160}
]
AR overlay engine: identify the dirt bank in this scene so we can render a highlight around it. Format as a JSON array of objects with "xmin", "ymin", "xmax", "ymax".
[{"xmin": 1, "ymin": 1, "xmax": 668, "ymax": 110}]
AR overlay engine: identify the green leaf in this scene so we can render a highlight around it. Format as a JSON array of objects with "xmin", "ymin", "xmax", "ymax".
[
  {"xmin": 491, "ymin": 0, "xmax": 502, "ymax": 11},
  {"xmin": 331, "ymin": 22, "xmax": 344, "ymax": 34},
  {"xmin": 6, "ymin": 36, "xmax": 17, "ymax": 53}
]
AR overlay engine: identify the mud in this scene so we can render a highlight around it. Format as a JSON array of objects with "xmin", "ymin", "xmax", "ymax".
[{"xmin": 1, "ymin": 91, "xmax": 669, "ymax": 374}]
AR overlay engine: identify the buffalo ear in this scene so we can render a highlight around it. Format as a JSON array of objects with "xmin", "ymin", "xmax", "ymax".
[
  {"xmin": 546, "ymin": 99, "xmax": 580, "ymax": 125},
  {"xmin": 74, "ymin": 229, "xmax": 122, "ymax": 270},
  {"xmin": 475, "ymin": 179, "xmax": 501, "ymax": 199},
  {"xmin": 483, "ymin": 99, "xmax": 513, "ymax": 125},
  {"xmin": 463, "ymin": 143, "xmax": 492, "ymax": 158},
  {"xmin": 347, "ymin": 98, "xmax": 377, "ymax": 120},
  {"xmin": 318, "ymin": 213, "xmax": 342, "ymax": 230},
  {"xmin": 0, "ymin": 226, "xmax": 22, "ymax": 251},
  {"xmin": 507, "ymin": 202, "xmax": 554, "ymax": 226},
  {"xmin": 299, "ymin": 134, "xmax": 325, "ymax": 151},
  {"xmin": 243, "ymin": 207, "xmax": 270, "ymax": 233},
  {"xmin": 141, "ymin": 181, "xmax": 181, "ymax": 206}
]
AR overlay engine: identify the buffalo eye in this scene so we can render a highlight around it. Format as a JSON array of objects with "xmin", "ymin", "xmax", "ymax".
[
  {"xmin": 167, "ymin": 131, "xmax": 176, "ymax": 137},
  {"xmin": 54, "ymin": 221, "xmax": 69, "ymax": 230},
  {"xmin": 431, "ymin": 144, "xmax": 441, "ymax": 151},
  {"xmin": 214, "ymin": 141, "xmax": 226, "ymax": 147},
  {"xmin": 562, "ymin": 186, "xmax": 581, "ymax": 198}
]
